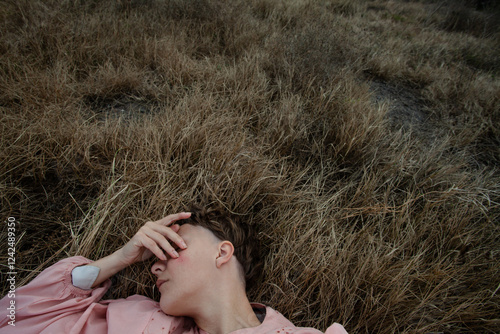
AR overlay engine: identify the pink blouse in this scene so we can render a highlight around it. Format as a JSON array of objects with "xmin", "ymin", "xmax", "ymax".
[{"xmin": 0, "ymin": 256, "xmax": 347, "ymax": 334}]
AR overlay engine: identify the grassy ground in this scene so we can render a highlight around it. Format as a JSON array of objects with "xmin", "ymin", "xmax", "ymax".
[{"xmin": 1, "ymin": 0, "xmax": 499, "ymax": 332}]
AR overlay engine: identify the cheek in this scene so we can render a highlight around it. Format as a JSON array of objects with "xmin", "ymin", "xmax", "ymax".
[
  {"xmin": 175, "ymin": 252, "xmax": 188, "ymax": 264},
  {"xmin": 175, "ymin": 250, "xmax": 210, "ymax": 272}
]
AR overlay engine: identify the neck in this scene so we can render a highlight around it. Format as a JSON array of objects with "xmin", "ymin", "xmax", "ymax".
[{"xmin": 192, "ymin": 284, "xmax": 261, "ymax": 334}]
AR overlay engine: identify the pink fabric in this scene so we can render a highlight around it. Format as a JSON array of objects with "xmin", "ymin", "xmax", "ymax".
[{"xmin": 0, "ymin": 256, "xmax": 347, "ymax": 334}]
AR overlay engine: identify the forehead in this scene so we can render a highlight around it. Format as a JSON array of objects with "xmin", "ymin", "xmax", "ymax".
[{"xmin": 177, "ymin": 223, "xmax": 220, "ymax": 244}]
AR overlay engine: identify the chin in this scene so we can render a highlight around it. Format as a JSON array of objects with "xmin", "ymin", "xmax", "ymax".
[
  {"xmin": 159, "ymin": 298, "xmax": 184, "ymax": 317},
  {"xmin": 158, "ymin": 287, "xmax": 199, "ymax": 317}
]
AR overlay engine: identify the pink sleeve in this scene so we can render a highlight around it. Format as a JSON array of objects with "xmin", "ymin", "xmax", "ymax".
[
  {"xmin": 0, "ymin": 256, "xmax": 111, "ymax": 331},
  {"xmin": 325, "ymin": 323, "xmax": 348, "ymax": 334}
]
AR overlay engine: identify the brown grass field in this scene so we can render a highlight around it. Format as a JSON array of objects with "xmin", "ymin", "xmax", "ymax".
[{"xmin": 1, "ymin": 0, "xmax": 499, "ymax": 332}]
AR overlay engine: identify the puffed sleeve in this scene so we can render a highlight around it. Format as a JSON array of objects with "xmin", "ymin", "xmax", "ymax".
[{"xmin": 0, "ymin": 256, "xmax": 111, "ymax": 333}]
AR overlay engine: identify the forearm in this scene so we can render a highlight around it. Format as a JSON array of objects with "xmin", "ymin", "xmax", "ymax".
[{"xmin": 84, "ymin": 249, "xmax": 129, "ymax": 288}]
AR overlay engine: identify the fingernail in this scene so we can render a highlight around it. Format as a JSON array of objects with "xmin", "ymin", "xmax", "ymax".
[
  {"xmin": 181, "ymin": 241, "xmax": 187, "ymax": 249},
  {"xmin": 173, "ymin": 250, "xmax": 179, "ymax": 258}
]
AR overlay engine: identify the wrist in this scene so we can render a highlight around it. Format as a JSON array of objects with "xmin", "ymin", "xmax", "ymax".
[
  {"xmin": 86, "ymin": 250, "xmax": 130, "ymax": 288},
  {"xmin": 108, "ymin": 248, "xmax": 132, "ymax": 271}
]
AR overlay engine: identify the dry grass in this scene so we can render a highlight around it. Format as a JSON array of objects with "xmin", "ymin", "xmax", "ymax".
[{"xmin": 1, "ymin": 0, "xmax": 499, "ymax": 332}]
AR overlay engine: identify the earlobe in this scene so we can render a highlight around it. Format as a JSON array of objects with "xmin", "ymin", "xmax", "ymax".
[{"xmin": 216, "ymin": 241, "xmax": 234, "ymax": 268}]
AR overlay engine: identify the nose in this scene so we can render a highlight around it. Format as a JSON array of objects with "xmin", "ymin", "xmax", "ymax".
[{"xmin": 151, "ymin": 259, "xmax": 167, "ymax": 276}]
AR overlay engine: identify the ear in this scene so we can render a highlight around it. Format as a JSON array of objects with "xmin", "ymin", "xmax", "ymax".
[{"xmin": 216, "ymin": 241, "xmax": 234, "ymax": 268}]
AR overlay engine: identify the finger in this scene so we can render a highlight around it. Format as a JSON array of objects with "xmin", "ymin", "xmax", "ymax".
[
  {"xmin": 146, "ymin": 229, "xmax": 180, "ymax": 258},
  {"xmin": 156, "ymin": 212, "xmax": 191, "ymax": 227},
  {"xmin": 157, "ymin": 224, "xmax": 187, "ymax": 250},
  {"xmin": 145, "ymin": 221, "xmax": 187, "ymax": 250},
  {"xmin": 141, "ymin": 236, "xmax": 168, "ymax": 261}
]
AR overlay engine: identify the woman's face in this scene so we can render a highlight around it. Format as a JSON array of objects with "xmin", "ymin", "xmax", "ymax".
[{"xmin": 151, "ymin": 223, "xmax": 221, "ymax": 316}]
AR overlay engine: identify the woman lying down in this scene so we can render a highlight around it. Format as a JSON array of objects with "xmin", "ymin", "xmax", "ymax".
[{"xmin": 0, "ymin": 205, "xmax": 347, "ymax": 334}]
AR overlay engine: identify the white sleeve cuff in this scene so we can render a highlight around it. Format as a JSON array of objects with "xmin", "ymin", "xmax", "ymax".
[{"xmin": 71, "ymin": 265, "xmax": 100, "ymax": 290}]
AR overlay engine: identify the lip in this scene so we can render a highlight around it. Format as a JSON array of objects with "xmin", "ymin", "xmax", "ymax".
[{"xmin": 156, "ymin": 279, "xmax": 167, "ymax": 289}]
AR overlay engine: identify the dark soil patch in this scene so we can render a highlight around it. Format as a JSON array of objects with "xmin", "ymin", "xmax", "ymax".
[
  {"xmin": 83, "ymin": 95, "xmax": 158, "ymax": 122},
  {"xmin": 369, "ymin": 79, "xmax": 439, "ymax": 138}
]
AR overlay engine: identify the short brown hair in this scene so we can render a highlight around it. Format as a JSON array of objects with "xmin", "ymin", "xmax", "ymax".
[{"xmin": 177, "ymin": 204, "xmax": 261, "ymax": 290}]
